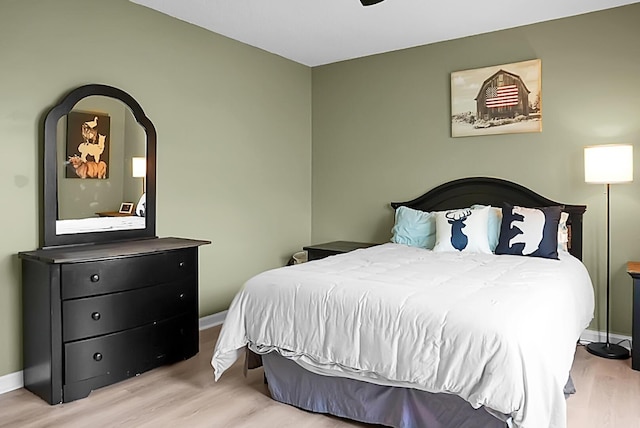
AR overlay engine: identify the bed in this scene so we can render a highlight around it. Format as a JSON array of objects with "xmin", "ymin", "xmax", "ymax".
[
  {"xmin": 56, "ymin": 216, "xmax": 146, "ymax": 235},
  {"xmin": 212, "ymin": 177, "xmax": 594, "ymax": 428}
]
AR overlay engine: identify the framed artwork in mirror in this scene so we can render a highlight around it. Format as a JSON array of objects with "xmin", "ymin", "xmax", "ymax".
[{"xmin": 65, "ymin": 111, "xmax": 110, "ymax": 178}]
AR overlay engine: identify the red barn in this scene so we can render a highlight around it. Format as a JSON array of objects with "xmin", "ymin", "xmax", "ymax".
[{"xmin": 475, "ymin": 69, "xmax": 531, "ymax": 120}]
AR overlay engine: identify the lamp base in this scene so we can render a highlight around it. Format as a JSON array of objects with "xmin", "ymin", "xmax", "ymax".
[{"xmin": 586, "ymin": 342, "xmax": 630, "ymax": 359}]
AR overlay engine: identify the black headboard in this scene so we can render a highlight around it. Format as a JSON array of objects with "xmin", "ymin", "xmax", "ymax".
[{"xmin": 390, "ymin": 177, "xmax": 587, "ymax": 260}]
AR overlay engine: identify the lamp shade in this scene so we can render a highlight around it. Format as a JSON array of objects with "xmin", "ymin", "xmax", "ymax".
[
  {"xmin": 584, "ymin": 144, "xmax": 633, "ymax": 184},
  {"xmin": 132, "ymin": 157, "xmax": 146, "ymax": 178}
]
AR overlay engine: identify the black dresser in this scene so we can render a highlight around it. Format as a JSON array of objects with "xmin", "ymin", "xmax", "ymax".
[{"xmin": 19, "ymin": 237, "xmax": 209, "ymax": 404}]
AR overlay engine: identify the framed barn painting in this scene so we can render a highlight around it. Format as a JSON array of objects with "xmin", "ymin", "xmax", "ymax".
[
  {"xmin": 65, "ymin": 111, "xmax": 110, "ymax": 178},
  {"xmin": 451, "ymin": 59, "xmax": 541, "ymax": 138}
]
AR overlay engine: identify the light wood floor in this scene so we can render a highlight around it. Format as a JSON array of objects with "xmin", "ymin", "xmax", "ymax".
[{"xmin": 1, "ymin": 326, "xmax": 639, "ymax": 428}]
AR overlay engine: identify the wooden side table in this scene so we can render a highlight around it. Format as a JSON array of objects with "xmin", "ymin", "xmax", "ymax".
[
  {"xmin": 628, "ymin": 262, "xmax": 640, "ymax": 371},
  {"xmin": 303, "ymin": 241, "xmax": 377, "ymax": 261},
  {"xmin": 96, "ymin": 211, "xmax": 134, "ymax": 217}
]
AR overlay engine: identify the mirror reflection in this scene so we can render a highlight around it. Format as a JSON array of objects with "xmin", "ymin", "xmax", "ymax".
[
  {"xmin": 43, "ymin": 84, "xmax": 156, "ymax": 248},
  {"xmin": 55, "ymin": 96, "xmax": 147, "ymax": 235}
]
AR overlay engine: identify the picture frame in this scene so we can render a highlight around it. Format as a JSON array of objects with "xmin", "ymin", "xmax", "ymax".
[
  {"xmin": 451, "ymin": 59, "xmax": 542, "ymax": 138},
  {"xmin": 118, "ymin": 202, "xmax": 134, "ymax": 215},
  {"xmin": 65, "ymin": 111, "xmax": 111, "ymax": 178}
]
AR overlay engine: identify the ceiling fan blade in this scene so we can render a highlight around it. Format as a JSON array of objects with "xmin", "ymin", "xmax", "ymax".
[{"xmin": 360, "ymin": 0, "xmax": 385, "ymax": 5}]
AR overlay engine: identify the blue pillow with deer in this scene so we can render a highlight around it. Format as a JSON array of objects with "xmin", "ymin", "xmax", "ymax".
[
  {"xmin": 433, "ymin": 206, "xmax": 491, "ymax": 254},
  {"xmin": 495, "ymin": 204, "xmax": 562, "ymax": 259}
]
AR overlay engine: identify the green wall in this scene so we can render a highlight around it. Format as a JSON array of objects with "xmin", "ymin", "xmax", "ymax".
[
  {"xmin": 2, "ymin": 0, "xmax": 639, "ymax": 381},
  {"xmin": 0, "ymin": 0, "xmax": 311, "ymax": 377},
  {"xmin": 312, "ymin": 4, "xmax": 640, "ymax": 338}
]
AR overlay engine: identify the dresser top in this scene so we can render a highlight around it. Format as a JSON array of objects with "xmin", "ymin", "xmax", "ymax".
[
  {"xmin": 629, "ymin": 262, "xmax": 640, "ymax": 277},
  {"xmin": 19, "ymin": 237, "xmax": 211, "ymax": 264}
]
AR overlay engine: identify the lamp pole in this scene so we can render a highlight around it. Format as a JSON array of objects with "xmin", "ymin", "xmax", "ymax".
[{"xmin": 586, "ymin": 182, "xmax": 630, "ymax": 359}]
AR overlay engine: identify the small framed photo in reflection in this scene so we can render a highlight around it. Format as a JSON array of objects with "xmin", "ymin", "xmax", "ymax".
[{"xmin": 118, "ymin": 202, "xmax": 134, "ymax": 215}]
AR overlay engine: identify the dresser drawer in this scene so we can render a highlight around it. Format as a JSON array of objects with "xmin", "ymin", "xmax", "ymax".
[
  {"xmin": 61, "ymin": 248, "xmax": 197, "ymax": 299},
  {"xmin": 64, "ymin": 314, "xmax": 198, "ymax": 384},
  {"xmin": 62, "ymin": 278, "xmax": 197, "ymax": 342}
]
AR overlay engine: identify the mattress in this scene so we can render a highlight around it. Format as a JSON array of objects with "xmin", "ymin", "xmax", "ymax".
[{"xmin": 212, "ymin": 243, "xmax": 594, "ymax": 428}]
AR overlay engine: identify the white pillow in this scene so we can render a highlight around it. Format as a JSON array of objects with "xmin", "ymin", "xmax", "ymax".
[
  {"xmin": 557, "ymin": 211, "xmax": 570, "ymax": 252},
  {"xmin": 136, "ymin": 193, "xmax": 146, "ymax": 217},
  {"xmin": 433, "ymin": 206, "xmax": 491, "ymax": 254}
]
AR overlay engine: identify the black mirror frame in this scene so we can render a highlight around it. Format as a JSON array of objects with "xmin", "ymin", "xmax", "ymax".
[{"xmin": 42, "ymin": 84, "xmax": 157, "ymax": 248}]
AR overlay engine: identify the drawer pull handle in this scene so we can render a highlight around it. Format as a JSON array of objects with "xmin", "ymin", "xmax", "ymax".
[
  {"xmin": 91, "ymin": 312, "xmax": 101, "ymax": 321},
  {"xmin": 90, "ymin": 274, "xmax": 100, "ymax": 283},
  {"xmin": 178, "ymin": 261, "xmax": 185, "ymax": 268},
  {"xmin": 179, "ymin": 293, "xmax": 185, "ymax": 300},
  {"xmin": 93, "ymin": 352, "xmax": 103, "ymax": 362}
]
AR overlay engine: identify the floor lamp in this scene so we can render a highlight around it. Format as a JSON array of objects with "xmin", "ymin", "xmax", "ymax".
[
  {"xmin": 584, "ymin": 144, "xmax": 633, "ymax": 359},
  {"xmin": 132, "ymin": 157, "xmax": 146, "ymax": 195}
]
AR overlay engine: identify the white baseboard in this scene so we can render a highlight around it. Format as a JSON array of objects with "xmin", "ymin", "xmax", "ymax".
[
  {"xmin": 199, "ymin": 310, "xmax": 227, "ymax": 330},
  {"xmin": 579, "ymin": 329, "xmax": 632, "ymax": 350},
  {"xmin": 0, "ymin": 311, "xmax": 229, "ymax": 397},
  {"xmin": 0, "ymin": 371, "xmax": 23, "ymax": 395}
]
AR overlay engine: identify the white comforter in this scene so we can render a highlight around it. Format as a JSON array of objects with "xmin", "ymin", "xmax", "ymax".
[
  {"xmin": 56, "ymin": 216, "xmax": 145, "ymax": 234},
  {"xmin": 212, "ymin": 243, "xmax": 594, "ymax": 428}
]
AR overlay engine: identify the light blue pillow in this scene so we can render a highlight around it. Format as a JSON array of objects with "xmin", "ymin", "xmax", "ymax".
[
  {"xmin": 472, "ymin": 204, "xmax": 501, "ymax": 252},
  {"xmin": 391, "ymin": 206, "xmax": 435, "ymax": 249}
]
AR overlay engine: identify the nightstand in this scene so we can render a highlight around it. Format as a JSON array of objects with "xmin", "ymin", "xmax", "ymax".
[
  {"xmin": 628, "ymin": 262, "xmax": 640, "ymax": 371},
  {"xmin": 303, "ymin": 241, "xmax": 377, "ymax": 261}
]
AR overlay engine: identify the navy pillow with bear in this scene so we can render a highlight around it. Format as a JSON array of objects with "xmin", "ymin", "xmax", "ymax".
[{"xmin": 495, "ymin": 204, "xmax": 562, "ymax": 260}]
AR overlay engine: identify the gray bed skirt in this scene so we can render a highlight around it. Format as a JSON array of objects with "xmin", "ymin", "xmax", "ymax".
[{"xmin": 262, "ymin": 352, "xmax": 509, "ymax": 428}]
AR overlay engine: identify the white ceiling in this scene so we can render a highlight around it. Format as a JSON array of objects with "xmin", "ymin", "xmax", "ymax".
[{"xmin": 130, "ymin": 0, "xmax": 637, "ymax": 67}]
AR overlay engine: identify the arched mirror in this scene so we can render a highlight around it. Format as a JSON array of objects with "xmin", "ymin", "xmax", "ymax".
[{"xmin": 42, "ymin": 84, "xmax": 156, "ymax": 247}]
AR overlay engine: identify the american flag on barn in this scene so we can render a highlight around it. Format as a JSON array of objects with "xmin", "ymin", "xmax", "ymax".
[{"xmin": 474, "ymin": 69, "xmax": 531, "ymax": 120}]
